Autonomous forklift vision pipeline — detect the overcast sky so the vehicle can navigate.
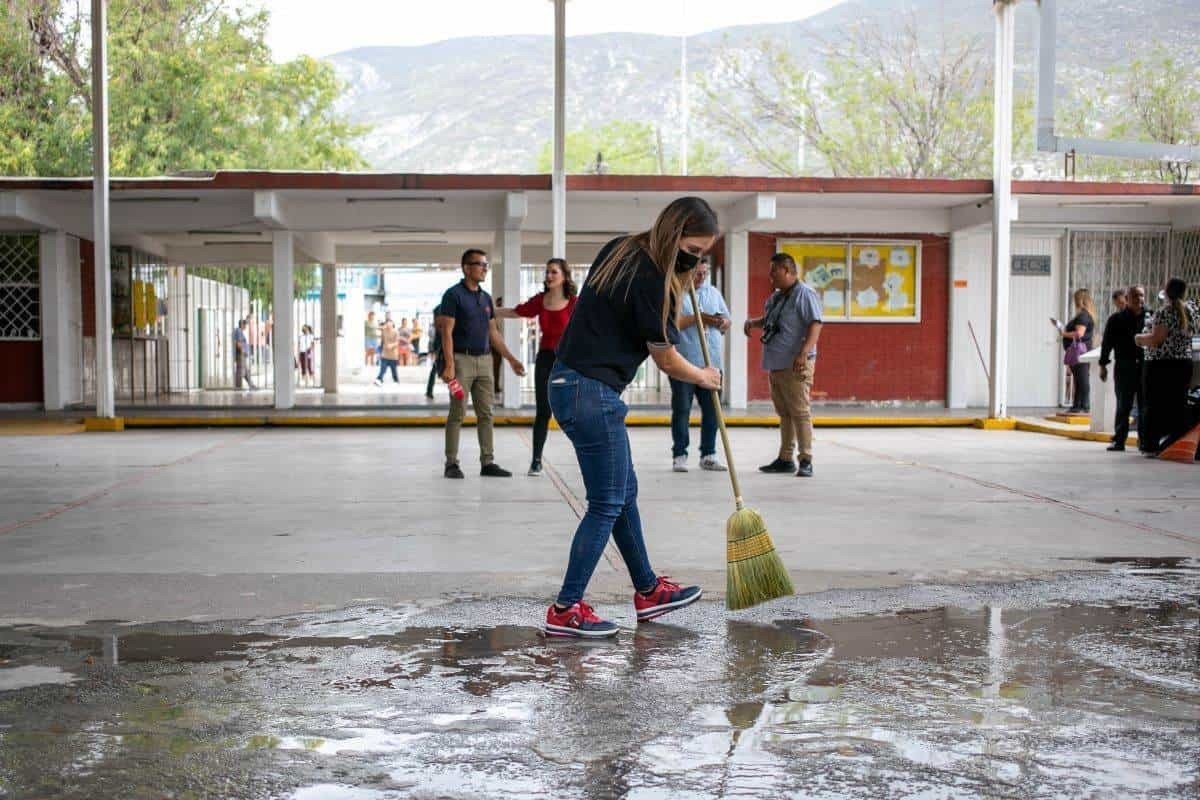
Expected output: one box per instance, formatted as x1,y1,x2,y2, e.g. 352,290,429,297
248,0,845,61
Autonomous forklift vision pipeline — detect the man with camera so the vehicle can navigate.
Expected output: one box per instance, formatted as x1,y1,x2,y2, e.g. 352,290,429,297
744,252,823,477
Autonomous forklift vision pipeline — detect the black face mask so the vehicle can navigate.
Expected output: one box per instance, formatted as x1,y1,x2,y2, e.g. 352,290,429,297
675,249,700,273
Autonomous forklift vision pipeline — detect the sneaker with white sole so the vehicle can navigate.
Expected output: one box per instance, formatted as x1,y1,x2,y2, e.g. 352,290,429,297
699,455,727,471
634,576,703,622
543,601,619,638
527,460,543,476
672,455,688,472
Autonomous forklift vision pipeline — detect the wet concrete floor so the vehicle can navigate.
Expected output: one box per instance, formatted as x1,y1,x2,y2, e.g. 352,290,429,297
0,561,1197,799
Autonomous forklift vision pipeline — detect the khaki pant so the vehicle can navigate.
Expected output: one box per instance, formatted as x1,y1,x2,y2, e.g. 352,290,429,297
445,353,495,466
769,362,814,461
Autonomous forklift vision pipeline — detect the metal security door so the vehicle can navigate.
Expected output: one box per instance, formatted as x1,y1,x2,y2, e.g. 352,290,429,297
1008,234,1063,407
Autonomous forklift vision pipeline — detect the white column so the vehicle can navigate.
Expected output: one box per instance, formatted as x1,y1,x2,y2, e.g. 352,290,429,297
499,228,523,410
320,263,338,394
551,0,566,259
39,232,72,410
91,0,114,418
726,231,750,410
988,1,1017,419
272,232,295,409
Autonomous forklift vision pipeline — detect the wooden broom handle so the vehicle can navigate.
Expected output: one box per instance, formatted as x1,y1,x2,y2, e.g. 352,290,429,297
687,283,744,511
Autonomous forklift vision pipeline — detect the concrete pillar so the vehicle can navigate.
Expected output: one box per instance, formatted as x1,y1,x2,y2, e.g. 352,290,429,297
272,232,295,409
551,0,566,259
90,0,114,419
39,231,81,410
726,231,750,410
498,228,523,409
320,263,338,394
988,1,1017,419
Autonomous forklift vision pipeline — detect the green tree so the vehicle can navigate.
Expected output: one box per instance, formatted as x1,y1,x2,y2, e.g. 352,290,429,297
698,19,1032,178
0,0,367,176
534,120,727,175
1059,48,1200,183
189,264,319,304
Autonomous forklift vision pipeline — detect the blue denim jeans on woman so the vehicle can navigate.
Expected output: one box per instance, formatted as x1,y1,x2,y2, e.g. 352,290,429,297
549,363,657,606
669,377,718,458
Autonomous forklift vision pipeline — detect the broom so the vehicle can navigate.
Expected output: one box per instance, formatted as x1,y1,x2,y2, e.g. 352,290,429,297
687,283,794,610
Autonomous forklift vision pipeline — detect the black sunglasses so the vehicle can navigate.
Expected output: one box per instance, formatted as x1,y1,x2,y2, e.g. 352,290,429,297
466,260,489,268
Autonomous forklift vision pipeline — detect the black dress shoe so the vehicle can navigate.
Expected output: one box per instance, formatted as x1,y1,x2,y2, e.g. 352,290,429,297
480,463,512,477
796,459,814,477
759,458,796,474
444,463,465,479
1106,443,1125,452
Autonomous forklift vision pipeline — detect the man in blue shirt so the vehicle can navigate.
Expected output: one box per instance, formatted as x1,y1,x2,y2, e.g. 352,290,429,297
670,256,730,472
436,248,526,479
233,318,257,390
744,252,824,477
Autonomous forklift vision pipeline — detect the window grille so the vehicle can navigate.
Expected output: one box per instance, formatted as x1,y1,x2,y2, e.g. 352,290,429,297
0,233,40,340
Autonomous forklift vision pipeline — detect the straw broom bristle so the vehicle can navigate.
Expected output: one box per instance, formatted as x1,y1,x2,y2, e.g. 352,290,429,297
726,506,793,610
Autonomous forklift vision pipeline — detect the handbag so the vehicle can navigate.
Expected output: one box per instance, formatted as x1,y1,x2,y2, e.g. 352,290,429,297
1063,339,1088,367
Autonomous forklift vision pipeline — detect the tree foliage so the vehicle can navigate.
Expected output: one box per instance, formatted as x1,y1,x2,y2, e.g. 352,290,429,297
534,119,726,175
698,19,1032,178
0,0,367,176
1059,48,1200,183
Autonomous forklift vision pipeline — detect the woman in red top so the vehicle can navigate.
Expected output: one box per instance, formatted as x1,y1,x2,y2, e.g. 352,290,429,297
497,258,578,476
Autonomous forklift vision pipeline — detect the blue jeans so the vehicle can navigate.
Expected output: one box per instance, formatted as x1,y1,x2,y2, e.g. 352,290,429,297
669,377,718,458
549,364,657,605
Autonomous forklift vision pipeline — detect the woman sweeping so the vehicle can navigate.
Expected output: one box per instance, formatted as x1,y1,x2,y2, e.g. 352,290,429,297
543,196,722,638
496,258,579,477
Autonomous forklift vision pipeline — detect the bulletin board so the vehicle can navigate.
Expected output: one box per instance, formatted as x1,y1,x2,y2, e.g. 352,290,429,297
778,239,921,323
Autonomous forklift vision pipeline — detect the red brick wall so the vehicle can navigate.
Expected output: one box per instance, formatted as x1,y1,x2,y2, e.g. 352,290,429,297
0,341,43,403
746,232,949,403
81,239,95,338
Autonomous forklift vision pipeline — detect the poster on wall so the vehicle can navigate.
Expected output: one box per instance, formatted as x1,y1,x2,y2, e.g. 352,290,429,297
780,241,847,316
849,243,918,319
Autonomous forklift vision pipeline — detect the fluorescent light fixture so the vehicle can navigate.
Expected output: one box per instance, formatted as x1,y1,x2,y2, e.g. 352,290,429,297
202,240,269,246
113,196,200,203
379,239,449,245
370,227,447,234
346,196,446,204
188,230,264,236
1057,201,1151,208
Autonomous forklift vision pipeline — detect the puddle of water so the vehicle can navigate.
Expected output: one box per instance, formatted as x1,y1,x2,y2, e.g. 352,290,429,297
0,664,78,690
0,571,1196,799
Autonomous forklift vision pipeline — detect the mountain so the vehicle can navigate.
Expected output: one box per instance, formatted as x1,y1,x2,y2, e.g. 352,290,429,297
325,0,1200,174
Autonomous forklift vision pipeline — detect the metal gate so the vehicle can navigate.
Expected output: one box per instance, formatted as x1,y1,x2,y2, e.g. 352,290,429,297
1170,229,1200,302
1068,230,1170,308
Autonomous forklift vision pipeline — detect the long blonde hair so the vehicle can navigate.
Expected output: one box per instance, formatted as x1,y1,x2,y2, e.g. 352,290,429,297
588,196,720,340
1073,288,1097,326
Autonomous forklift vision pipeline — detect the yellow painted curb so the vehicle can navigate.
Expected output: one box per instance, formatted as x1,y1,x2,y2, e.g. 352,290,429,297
1046,413,1091,426
118,414,983,429
84,416,125,432
974,418,1017,430
1014,420,1135,444
0,419,85,435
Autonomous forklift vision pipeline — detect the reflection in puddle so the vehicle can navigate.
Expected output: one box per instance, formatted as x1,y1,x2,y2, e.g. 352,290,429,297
0,576,1197,799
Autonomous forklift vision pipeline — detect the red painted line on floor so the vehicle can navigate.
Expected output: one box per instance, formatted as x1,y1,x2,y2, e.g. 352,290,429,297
0,430,260,537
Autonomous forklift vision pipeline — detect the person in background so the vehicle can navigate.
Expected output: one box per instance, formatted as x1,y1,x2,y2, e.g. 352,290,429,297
1099,286,1146,452
364,311,379,368
425,303,442,400
1136,277,1199,453
297,324,316,381
1110,288,1127,314
234,317,257,390
1058,289,1097,414
411,316,424,360
669,255,730,473
373,318,400,386
398,317,414,366
745,253,824,478
437,250,526,479
496,258,579,476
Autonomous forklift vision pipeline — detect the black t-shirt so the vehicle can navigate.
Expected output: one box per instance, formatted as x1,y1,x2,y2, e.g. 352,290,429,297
555,237,681,392
1063,309,1095,350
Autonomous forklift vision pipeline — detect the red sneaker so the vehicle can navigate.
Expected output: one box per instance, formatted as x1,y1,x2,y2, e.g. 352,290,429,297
543,601,619,638
634,576,703,623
